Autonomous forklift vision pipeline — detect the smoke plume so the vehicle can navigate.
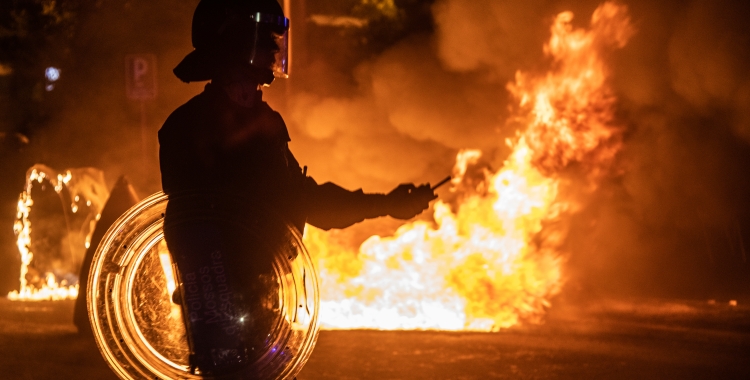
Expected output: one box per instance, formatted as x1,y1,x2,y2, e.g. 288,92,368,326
286,0,750,299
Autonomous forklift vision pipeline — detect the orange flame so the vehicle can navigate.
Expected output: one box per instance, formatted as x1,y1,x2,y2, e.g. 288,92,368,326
304,1,633,330
7,165,108,301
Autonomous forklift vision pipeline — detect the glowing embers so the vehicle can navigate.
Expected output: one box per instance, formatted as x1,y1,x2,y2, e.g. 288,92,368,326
305,1,633,331
7,165,109,301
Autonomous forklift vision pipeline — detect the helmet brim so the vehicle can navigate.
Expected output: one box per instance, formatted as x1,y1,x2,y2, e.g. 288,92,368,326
173,49,215,83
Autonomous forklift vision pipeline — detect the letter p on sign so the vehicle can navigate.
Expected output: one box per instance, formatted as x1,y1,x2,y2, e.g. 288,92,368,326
126,54,157,100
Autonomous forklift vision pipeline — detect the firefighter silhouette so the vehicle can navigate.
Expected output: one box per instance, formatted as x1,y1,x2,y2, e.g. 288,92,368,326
156,0,437,377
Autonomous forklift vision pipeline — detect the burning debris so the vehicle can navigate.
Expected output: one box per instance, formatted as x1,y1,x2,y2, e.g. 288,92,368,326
305,1,634,331
7,165,108,301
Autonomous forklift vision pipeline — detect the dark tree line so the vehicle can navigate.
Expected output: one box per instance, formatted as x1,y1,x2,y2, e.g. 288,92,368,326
0,0,91,140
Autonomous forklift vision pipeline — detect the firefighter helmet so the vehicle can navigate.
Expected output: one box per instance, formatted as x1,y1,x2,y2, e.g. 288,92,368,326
174,0,289,84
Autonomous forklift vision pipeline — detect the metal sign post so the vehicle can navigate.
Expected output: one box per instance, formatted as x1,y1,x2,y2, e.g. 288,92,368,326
125,54,158,167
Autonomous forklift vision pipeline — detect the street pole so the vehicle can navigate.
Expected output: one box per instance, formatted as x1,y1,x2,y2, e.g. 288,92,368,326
140,100,148,169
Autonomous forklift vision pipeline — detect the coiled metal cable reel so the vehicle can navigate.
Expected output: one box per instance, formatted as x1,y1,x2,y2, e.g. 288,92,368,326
87,192,320,379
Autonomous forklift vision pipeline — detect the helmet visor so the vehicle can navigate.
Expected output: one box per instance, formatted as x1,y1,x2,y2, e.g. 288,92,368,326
249,12,290,78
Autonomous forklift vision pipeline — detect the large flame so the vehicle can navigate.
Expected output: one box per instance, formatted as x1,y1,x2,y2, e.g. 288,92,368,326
304,2,633,331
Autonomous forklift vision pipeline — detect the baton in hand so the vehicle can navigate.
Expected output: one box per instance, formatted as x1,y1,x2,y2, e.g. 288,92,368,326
431,175,452,191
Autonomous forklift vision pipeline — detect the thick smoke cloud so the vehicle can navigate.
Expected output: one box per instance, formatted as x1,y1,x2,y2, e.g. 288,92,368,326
432,0,549,75
668,0,750,142
287,36,508,191
287,0,604,188
288,0,750,299
570,0,750,298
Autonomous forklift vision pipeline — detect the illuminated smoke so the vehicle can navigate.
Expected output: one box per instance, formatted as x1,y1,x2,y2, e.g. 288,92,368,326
302,2,633,330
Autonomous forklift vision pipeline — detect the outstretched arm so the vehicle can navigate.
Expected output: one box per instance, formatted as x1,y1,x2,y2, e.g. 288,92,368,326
305,181,436,230
285,145,436,230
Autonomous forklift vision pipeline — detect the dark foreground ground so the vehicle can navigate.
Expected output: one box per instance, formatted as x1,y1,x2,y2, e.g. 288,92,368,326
0,298,748,379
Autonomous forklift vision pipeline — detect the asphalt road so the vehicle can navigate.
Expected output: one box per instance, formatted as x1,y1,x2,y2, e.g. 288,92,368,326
0,298,748,379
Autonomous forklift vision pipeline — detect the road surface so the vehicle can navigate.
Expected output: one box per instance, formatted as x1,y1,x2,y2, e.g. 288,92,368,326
0,298,748,379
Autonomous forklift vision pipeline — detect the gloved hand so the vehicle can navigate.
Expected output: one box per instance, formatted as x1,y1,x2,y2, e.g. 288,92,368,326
385,183,437,220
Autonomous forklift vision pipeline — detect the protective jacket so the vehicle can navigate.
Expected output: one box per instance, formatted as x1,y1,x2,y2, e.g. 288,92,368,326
159,83,396,372
158,83,388,233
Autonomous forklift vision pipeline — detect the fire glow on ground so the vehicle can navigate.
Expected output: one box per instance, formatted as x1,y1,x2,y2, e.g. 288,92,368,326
0,298,748,379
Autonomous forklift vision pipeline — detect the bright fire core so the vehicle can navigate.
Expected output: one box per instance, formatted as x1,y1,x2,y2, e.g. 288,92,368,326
305,2,634,331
